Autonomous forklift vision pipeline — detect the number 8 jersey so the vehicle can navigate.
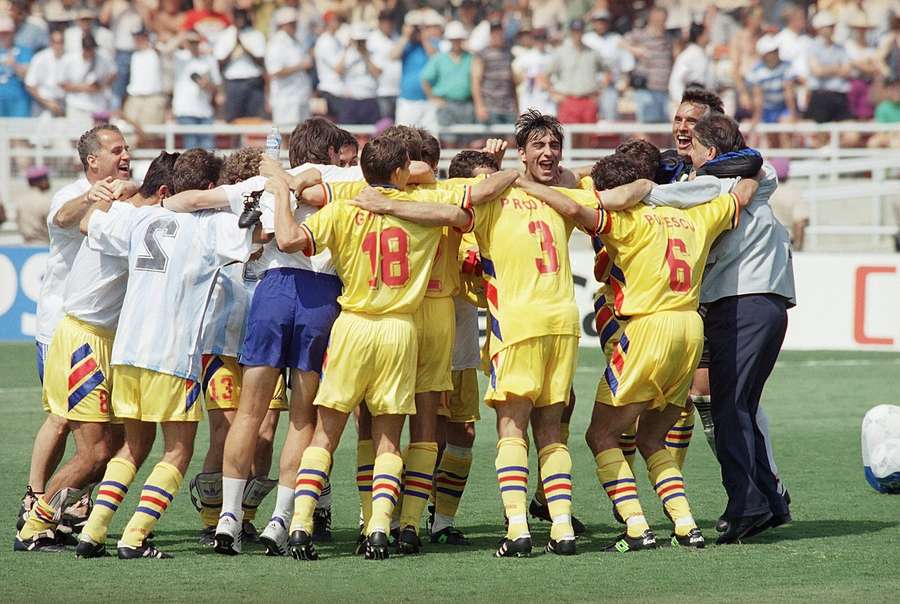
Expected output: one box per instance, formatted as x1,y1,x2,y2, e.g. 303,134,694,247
471,186,601,354
299,188,472,315
87,203,254,381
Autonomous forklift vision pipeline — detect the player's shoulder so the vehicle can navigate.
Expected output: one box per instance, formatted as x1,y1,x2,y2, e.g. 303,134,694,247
51,176,90,208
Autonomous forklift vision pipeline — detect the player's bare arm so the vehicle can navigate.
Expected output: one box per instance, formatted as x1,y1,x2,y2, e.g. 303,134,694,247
55,178,136,228
271,174,310,254
594,178,654,210
517,179,601,233
162,187,232,212
732,177,759,208
78,199,114,235
350,187,472,229
469,169,520,205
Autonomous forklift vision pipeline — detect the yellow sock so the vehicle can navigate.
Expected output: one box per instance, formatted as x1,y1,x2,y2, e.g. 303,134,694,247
19,495,58,539
356,439,374,529
367,452,403,535
538,443,574,541
433,445,472,527
83,457,136,545
399,442,439,533
665,409,695,469
619,423,638,471
289,447,331,534
647,449,696,536
120,462,183,548
496,437,529,540
200,506,220,528
596,448,648,538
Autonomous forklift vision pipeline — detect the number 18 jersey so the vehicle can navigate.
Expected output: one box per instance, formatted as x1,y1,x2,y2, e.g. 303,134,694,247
300,188,471,315
472,186,600,352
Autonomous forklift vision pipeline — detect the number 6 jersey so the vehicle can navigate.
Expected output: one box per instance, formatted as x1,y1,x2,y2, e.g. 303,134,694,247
87,203,254,381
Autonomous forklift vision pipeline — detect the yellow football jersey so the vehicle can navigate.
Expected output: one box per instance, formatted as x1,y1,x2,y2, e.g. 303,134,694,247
457,231,486,308
472,185,600,352
325,180,473,298
561,189,738,316
301,189,464,315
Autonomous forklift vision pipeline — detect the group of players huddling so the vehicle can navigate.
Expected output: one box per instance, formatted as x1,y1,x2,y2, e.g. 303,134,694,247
15,85,790,560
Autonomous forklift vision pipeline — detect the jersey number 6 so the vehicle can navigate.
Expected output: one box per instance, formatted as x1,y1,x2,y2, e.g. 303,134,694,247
362,227,410,288
665,238,692,292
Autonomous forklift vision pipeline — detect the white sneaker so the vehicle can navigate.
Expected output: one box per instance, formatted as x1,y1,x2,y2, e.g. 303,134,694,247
258,517,288,556
213,513,242,555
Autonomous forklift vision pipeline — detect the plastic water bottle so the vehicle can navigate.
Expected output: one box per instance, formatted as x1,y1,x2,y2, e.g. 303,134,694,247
265,126,281,159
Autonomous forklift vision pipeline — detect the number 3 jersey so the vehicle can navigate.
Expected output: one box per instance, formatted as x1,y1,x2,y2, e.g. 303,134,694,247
565,189,739,317
471,186,600,354
87,203,254,380
300,189,471,316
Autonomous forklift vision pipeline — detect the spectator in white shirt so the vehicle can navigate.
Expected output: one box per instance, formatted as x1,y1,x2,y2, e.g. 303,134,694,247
123,28,165,125
314,11,347,119
265,7,312,127
669,23,714,109
64,8,113,59
213,9,266,122
336,23,382,125
59,33,116,128
25,29,66,118
512,26,556,116
100,0,146,111
582,10,634,120
172,31,221,149
369,11,402,122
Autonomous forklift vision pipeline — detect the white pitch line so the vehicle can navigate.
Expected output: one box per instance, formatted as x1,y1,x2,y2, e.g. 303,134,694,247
0,386,41,394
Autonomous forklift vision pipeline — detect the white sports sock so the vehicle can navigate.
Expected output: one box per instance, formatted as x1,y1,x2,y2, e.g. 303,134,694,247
271,485,294,524
316,481,332,510
220,477,246,523
431,512,454,534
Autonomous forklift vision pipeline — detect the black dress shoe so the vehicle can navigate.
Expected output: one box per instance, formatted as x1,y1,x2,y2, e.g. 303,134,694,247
743,512,792,540
716,512,773,545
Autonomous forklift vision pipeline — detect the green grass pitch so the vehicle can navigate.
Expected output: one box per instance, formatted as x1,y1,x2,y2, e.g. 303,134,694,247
2,342,899,603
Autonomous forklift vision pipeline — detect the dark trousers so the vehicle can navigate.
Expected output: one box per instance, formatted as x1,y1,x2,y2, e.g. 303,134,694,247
224,76,266,122
705,293,790,519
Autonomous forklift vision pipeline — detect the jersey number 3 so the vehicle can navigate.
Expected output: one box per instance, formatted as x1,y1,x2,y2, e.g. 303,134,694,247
529,220,560,274
665,238,692,292
362,227,410,288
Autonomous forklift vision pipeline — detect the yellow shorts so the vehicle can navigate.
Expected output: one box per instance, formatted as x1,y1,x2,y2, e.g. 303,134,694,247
596,310,703,411
485,335,579,408
438,368,481,423
315,311,417,417
42,315,115,423
414,296,455,393
112,365,204,422
201,355,287,412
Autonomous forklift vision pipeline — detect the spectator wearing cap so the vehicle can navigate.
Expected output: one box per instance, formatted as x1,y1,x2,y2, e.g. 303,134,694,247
368,11,402,121
59,33,116,127
472,19,518,126
747,34,797,148
314,11,347,119
624,6,674,123
0,14,34,117
25,28,66,118
421,21,475,131
583,9,634,121
17,166,52,245
806,12,854,124
123,27,165,126
335,23,382,124
64,8,114,58
669,23,714,111
9,0,48,54
548,19,604,125
393,11,440,129
214,9,266,122
100,0,147,111
172,31,221,149
512,26,556,116
181,0,231,45
266,7,312,127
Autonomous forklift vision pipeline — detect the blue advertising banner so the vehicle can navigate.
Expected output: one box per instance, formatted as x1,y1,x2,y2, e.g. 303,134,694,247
0,247,48,341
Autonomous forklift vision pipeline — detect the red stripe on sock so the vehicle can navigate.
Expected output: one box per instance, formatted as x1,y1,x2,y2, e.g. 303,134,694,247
543,483,571,494
98,489,123,502
606,485,637,496
657,483,684,497
140,495,169,509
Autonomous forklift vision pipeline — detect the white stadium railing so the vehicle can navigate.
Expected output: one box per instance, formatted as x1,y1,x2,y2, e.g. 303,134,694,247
1,118,899,250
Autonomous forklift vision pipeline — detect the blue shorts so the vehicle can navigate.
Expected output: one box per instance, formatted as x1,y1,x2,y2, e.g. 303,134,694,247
240,268,342,372
762,105,790,124
36,341,49,384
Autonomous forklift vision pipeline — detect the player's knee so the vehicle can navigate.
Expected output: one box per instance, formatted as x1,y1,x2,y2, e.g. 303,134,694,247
635,434,665,459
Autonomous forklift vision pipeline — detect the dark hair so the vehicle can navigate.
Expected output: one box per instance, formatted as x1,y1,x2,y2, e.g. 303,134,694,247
680,87,725,115
337,127,359,150
220,147,262,185
288,117,343,167
172,148,223,193
139,151,179,198
448,150,499,178
76,124,123,171
591,154,641,190
416,128,441,169
381,125,423,161
688,22,705,44
614,139,660,180
360,135,409,185
515,109,563,150
693,112,746,156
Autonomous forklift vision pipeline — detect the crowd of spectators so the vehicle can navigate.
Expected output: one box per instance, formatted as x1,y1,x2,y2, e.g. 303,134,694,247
0,0,899,147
